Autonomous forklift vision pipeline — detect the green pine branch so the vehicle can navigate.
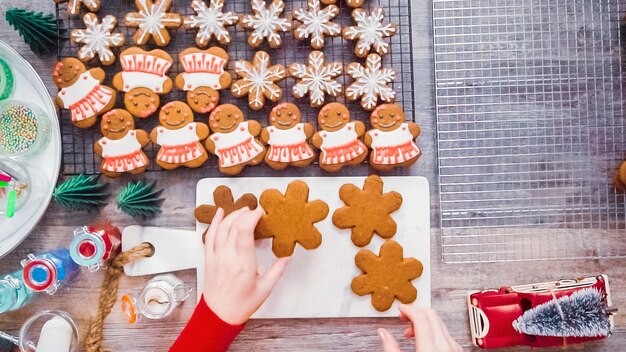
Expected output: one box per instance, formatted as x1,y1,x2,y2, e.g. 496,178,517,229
6,8,59,56
52,174,109,211
116,180,164,219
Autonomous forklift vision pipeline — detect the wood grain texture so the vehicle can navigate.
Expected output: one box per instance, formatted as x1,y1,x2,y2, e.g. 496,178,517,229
0,1,624,351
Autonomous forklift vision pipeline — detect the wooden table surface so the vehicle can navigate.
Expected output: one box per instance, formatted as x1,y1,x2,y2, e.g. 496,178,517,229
0,1,624,351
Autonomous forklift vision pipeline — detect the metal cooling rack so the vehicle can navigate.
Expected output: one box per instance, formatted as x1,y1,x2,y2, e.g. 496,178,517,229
434,0,626,263
55,0,415,176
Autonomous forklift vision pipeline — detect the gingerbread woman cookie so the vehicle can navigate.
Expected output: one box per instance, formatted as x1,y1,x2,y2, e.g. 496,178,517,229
365,104,420,170
231,51,286,110
241,0,292,48
71,13,125,66
94,109,150,178
175,47,231,114
293,0,341,50
290,51,342,108
255,180,329,258
54,0,100,16
342,7,397,58
113,48,174,118
346,53,396,111
53,58,116,129
261,103,316,170
311,103,368,172
184,0,239,46
332,175,403,246
125,0,182,46
150,101,210,170
352,240,423,312
205,104,266,175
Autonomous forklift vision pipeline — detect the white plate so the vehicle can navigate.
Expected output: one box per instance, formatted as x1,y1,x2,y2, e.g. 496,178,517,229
0,40,61,257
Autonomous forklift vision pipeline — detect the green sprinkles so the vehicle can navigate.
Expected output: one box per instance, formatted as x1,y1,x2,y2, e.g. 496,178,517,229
0,103,39,155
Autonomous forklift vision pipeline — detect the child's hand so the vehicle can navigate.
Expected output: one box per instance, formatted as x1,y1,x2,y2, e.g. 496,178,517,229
202,207,291,325
378,305,462,352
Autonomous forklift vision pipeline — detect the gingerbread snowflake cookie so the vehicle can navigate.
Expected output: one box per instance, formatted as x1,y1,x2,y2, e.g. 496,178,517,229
343,7,397,58
365,104,421,170
175,47,231,113
241,0,292,48
352,240,423,312
346,53,396,111
125,0,182,46
290,51,342,108
184,0,239,46
261,103,316,170
255,181,329,258
321,0,366,8
332,175,402,247
71,13,125,66
55,0,100,16
231,51,286,110
293,0,341,49
195,185,258,242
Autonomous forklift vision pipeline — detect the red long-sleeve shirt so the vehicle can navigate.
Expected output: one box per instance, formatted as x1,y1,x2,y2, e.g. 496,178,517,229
170,296,244,352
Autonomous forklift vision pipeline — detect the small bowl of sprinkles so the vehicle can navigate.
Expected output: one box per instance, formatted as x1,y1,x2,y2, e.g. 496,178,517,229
0,100,50,158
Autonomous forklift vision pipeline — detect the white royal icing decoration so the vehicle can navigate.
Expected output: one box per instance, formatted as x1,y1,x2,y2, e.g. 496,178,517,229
121,72,169,92
293,0,340,49
125,0,181,44
319,122,366,164
343,8,397,57
320,122,358,149
179,52,226,91
210,121,264,167
58,72,114,122
64,0,100,16
100,132,141,158
156,123,199,147
72,14,124,63
346,54,396,110
267,123,314,163
59,72,100,108
242,0,292,47
368,123,420,165
184,0,239,45
290,51,342,107
232,51,285,110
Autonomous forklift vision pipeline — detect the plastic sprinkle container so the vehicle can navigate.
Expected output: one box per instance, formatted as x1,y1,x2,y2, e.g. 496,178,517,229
0,58,14,101
0,100,50,157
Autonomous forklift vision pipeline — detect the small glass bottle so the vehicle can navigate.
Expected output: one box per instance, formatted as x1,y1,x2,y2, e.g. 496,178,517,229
121,274,192,325
21,248,80,294
69,224,122,271
0,270,34,313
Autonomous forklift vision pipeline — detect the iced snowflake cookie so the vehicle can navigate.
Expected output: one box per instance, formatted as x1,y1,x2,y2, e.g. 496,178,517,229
261,103,316,170
54,0,100,16
94,109,150,178
241,0,292,48
289,51,342,108
293,0,341,50
352,240,423,312
346,53,396,111
175,47,231,114
332,175,402,246
255,180,329,258
184,0,239,46
71,14,124,66
365,103,420,170
125,0,182,46
205,104,266,175
311,103,367,172
150,101,210,170
231,51,286,110
53,58,116,129
113,48,174,118
342,7,397,58
321,0,365,8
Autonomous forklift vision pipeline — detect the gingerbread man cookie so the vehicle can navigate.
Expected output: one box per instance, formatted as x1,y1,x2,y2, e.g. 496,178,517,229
346,53,396,111
231,51,286,110
241,0,292,48
261,103,316,170
205,104,266,175
290,50,342,108
332,175,402,246
184,0,239,46
150,101,210,170
125,0,182,46
255,181,329,258
71,13,125,66
342,7,397,58
113,48,174,118
293,0,341,50
175,47,231,114
352,240,423,312
311,103,368,172
54,0,100,16
53,58,116,129
94,109,150,178
365,104,420,170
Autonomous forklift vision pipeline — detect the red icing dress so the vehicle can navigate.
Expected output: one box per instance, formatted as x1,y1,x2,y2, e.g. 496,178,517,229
209,121,264,167
266,123,314,163
155,123,206,164
367,123,420,165
58,72,114,123
319,122,367,165
99,131,148,173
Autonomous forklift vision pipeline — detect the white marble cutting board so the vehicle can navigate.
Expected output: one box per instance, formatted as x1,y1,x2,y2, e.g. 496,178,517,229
196,176,431,318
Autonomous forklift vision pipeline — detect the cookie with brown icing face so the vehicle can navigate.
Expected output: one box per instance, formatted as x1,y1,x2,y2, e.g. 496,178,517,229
364,103,421,171
260,103,316,170
94,109,150,178
53,58,116,128
311,102,367,172
149,101,210,170
205,104,266,175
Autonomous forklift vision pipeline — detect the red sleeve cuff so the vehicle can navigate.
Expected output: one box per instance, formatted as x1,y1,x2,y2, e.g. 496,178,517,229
169,295,245,352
